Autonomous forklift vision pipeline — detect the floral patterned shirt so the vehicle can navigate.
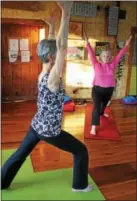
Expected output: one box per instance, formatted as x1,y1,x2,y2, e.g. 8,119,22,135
31,73,65,137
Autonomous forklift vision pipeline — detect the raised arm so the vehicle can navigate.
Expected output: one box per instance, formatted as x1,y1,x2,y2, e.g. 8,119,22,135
47,1,73,93
112,35,132,66
42,11,56,40
47,18,55,40
84,29,98,66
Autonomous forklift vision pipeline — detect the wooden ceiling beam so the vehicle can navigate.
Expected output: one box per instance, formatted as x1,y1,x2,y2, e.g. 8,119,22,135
1,18,46,27
1,1,41,12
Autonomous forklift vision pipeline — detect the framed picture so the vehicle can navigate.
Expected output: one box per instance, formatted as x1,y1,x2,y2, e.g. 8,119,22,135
67,46,84,60
95,42,109,56
68,22,83,40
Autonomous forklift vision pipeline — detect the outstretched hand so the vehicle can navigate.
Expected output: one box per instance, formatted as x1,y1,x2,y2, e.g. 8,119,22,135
125,35,132,46
83,28,89,43
57,1,73,11
57,1,73,18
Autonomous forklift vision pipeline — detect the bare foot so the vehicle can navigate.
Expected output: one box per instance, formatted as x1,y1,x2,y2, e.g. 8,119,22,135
90,126,96,135
103,113,109,118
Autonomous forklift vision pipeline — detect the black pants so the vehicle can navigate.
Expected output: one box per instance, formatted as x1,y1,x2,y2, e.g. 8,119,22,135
92,86,114,125
1,127,88,190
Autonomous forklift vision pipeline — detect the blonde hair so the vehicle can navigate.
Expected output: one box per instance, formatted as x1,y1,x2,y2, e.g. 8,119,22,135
99,44,112,63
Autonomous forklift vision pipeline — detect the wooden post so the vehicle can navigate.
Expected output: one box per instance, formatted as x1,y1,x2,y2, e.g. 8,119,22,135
125,27,137,96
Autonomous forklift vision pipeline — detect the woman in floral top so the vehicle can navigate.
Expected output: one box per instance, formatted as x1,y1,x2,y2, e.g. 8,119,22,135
1,2,92,193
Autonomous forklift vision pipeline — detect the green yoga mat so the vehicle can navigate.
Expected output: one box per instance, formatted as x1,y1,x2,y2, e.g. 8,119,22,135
2,149,105,200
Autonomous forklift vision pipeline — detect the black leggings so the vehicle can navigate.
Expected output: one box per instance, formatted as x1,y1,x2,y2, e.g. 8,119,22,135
92,85,114,125
1,127,89,190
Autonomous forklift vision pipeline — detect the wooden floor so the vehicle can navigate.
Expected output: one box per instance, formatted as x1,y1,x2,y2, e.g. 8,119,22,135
1,100,136,200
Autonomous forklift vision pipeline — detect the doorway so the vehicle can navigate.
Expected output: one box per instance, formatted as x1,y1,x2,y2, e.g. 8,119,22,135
1,19,46,102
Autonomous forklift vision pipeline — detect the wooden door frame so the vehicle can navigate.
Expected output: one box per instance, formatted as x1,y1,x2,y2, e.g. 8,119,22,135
1,18,47,101
125,27,137,96
1,18,46,26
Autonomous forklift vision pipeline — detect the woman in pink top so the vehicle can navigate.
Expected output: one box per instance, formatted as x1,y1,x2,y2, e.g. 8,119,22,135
84,30,132,135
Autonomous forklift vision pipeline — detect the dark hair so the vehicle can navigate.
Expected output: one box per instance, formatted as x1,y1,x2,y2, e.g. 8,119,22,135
37,39,57,63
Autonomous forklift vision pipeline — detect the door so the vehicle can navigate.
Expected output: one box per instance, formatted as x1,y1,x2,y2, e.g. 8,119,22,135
1,22,44,101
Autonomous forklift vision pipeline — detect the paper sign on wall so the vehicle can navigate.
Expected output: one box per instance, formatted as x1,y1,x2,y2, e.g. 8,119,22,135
21,50,30,62
20,39,29,50
9,50,18,62
9,39,18,51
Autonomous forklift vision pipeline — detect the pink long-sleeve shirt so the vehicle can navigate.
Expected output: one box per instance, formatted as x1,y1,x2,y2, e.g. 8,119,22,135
86,43,128,87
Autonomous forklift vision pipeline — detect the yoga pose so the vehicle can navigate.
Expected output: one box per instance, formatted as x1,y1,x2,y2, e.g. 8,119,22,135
1,2,92,192
84,29,132,135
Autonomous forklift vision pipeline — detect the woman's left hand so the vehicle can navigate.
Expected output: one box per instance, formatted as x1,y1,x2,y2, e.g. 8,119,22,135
125,35,133,46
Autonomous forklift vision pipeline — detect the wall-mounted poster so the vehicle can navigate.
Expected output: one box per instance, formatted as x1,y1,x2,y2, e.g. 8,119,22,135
8,38,30,63
67,47,84,60
95,42,110,56
21,50,30,62
69,22,83,40
8,50,18,62
20,39,29,50
9,39,18,51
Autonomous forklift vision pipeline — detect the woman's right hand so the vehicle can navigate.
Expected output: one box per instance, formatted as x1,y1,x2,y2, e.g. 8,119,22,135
57,1,73,11
83,28,89,43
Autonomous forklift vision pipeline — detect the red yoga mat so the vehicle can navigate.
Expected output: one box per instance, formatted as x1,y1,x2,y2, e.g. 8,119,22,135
84,104,121,141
